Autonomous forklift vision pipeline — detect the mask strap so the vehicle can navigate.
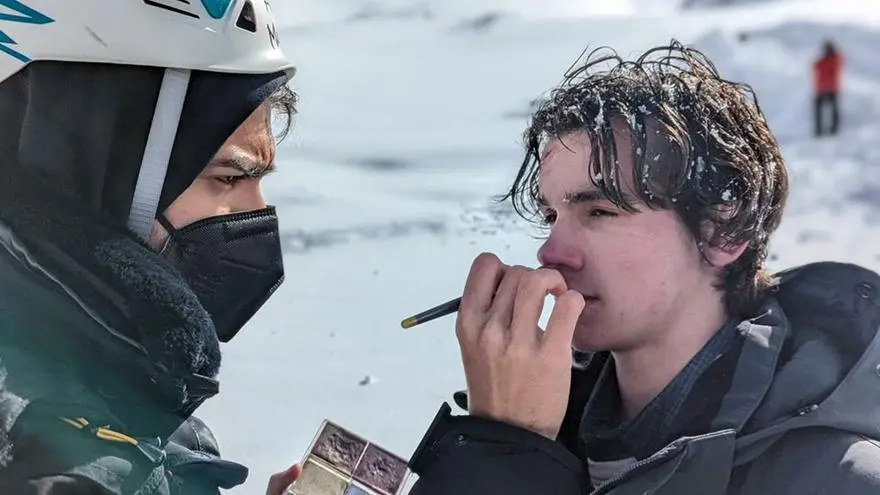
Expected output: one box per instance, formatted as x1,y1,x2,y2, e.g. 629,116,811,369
156,214,177,235
155,214,179,255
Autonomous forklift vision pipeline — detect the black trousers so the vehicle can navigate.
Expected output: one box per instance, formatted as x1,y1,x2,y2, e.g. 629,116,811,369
814,92,839,137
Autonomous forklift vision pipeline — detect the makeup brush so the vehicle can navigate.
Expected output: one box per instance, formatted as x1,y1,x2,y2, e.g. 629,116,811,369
400,297,461,329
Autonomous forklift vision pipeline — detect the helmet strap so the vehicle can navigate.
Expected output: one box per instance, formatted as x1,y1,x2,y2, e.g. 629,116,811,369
127,68,191,241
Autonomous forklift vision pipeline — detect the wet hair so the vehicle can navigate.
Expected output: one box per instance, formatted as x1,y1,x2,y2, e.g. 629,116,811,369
267,83,298,142
503,40,789,317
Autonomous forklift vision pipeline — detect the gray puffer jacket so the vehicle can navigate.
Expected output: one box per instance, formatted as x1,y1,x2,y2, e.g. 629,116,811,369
407,261,880,494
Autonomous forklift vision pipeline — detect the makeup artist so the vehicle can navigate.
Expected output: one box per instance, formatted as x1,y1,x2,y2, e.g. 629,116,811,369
0,2,306,494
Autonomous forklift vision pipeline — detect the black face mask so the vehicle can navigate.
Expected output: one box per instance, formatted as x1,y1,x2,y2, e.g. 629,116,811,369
158,207,284,342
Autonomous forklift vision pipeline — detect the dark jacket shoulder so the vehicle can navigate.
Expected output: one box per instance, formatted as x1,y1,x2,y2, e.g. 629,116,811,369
735,427,880,495
0,414,246,495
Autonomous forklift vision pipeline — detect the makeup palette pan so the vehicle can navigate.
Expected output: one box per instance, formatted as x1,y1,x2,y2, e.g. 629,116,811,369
287,420,414,495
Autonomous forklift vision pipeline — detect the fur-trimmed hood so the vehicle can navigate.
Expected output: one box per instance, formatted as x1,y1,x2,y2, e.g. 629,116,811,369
0,171,223,464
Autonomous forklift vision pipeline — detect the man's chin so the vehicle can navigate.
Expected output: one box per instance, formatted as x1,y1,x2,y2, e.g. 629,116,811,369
577,295,600,319
572,314,605,352
574,303,645,354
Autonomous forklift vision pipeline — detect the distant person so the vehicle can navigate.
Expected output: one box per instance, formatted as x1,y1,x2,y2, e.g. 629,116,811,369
406,41,880,494
813,40,844,137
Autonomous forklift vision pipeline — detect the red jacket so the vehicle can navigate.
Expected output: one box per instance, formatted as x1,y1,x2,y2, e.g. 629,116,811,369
814,52,843,93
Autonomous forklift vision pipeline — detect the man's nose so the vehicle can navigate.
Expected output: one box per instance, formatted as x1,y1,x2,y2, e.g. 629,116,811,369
230,183,267,213
537,230,583,271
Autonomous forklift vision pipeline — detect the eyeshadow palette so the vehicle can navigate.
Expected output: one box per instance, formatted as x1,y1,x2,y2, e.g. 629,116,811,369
287,420,414,495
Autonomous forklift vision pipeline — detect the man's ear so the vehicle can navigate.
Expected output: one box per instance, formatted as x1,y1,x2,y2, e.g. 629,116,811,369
699,208,748,268
702,238,749,268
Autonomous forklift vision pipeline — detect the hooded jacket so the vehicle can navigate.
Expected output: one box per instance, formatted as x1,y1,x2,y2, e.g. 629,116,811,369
406,262,880,494
0,61,289,493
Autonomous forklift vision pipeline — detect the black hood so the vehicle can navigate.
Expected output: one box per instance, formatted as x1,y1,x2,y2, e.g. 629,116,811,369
0,60,289,224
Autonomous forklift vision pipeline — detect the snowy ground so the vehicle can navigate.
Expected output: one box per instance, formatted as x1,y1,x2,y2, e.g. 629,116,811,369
196,0,880,491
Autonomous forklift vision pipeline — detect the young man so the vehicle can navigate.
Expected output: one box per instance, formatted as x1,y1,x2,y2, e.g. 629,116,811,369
0,2,301,493
407,42,880,494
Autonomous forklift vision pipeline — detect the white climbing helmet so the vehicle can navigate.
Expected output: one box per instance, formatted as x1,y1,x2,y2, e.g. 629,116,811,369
0,0,293,82
0,0,296,240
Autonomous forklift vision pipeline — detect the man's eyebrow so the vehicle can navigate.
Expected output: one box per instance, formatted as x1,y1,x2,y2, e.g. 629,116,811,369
564,189,608,204
209,154,274,176
537,189,636,207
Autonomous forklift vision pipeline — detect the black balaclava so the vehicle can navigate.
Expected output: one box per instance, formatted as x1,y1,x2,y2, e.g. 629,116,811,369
5,60,289,222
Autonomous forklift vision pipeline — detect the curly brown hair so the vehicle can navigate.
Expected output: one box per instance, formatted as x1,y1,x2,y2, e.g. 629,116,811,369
502,40,789,317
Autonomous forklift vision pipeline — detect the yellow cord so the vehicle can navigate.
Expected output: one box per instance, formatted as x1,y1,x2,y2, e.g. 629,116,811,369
60,417,139,446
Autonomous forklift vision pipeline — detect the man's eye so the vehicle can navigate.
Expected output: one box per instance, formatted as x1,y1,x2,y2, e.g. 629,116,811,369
215,175,245,186
589,208,617,218
539,210,557,225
